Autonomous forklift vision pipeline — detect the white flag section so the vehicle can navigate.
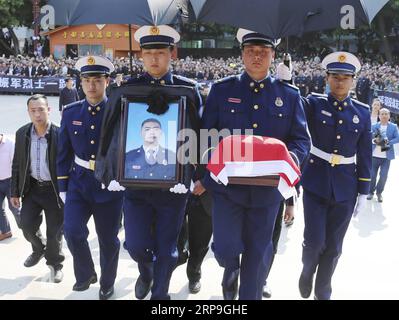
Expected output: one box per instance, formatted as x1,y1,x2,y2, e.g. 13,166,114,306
207,135,301,199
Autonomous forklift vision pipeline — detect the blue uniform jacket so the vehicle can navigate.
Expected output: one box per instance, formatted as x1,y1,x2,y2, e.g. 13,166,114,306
301,93,372,201
201,72,311,207
371,121,399,160
57,98,123,202
124,146,176,180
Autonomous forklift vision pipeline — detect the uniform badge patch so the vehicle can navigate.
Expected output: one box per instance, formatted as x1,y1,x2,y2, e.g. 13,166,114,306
87,56,95,65
150,26,160,35
228,98,241,104
321,110,332,117
132,165,141,170
72,121,82,126
353,115,360,124
338,54,347,63
275,97,283,107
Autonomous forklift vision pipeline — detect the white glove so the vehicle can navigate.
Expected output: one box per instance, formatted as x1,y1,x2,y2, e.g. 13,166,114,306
353,194,367,217
59,192,66,204
169,183,189,194
102,180,126,192
276,63,292,81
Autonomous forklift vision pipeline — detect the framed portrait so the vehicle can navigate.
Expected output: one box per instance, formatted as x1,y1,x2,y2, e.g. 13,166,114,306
117,94,186,188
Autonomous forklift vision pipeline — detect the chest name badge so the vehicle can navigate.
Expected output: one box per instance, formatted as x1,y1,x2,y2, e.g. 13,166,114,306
353,115,360,124
275,97,283,107
132,165,141,170
228,98,241,104
321,110,332,117
72,121,82,126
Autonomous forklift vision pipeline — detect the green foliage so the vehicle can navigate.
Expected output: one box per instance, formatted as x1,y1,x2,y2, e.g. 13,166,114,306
0,0,25,27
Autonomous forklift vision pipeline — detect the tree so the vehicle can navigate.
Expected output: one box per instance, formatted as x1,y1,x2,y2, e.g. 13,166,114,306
0,0,46,56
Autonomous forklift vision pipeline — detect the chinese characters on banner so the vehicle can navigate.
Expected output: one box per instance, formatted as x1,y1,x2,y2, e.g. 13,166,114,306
0,75,71,94
377,90,399,114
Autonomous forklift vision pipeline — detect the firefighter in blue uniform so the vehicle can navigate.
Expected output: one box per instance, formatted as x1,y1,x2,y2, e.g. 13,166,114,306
56,56,124,300
199,28,310,300
123,25,201,300
298,52,372,300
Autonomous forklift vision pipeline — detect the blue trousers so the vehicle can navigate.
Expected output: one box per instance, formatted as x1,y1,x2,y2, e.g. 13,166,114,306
63,190,123,290
302,190,356,300
123,189,188,300
369,157,391,195
211,191,280,300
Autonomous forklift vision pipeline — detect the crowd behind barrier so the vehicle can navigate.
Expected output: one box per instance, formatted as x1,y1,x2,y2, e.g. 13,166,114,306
0,54,398,110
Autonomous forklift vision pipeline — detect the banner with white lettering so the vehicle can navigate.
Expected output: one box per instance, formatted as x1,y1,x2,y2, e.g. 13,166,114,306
377,90,399,114
0,75,68,94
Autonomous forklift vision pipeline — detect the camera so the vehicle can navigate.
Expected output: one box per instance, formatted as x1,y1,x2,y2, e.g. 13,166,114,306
374,128,390,152
283,53,291,69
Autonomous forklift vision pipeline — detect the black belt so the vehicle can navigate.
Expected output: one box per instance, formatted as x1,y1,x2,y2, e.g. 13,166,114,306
31,177,53,187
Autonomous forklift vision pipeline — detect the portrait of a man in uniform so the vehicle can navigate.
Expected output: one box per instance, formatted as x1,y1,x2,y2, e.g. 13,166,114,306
124,116,177,181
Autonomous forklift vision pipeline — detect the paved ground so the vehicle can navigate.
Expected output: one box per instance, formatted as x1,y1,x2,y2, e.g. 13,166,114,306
1,94,399,300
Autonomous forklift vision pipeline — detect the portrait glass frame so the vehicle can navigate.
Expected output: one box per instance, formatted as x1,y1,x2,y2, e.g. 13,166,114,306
117,95,186,188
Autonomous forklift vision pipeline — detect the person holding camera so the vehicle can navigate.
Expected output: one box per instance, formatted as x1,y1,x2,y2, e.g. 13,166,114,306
368,108,399,202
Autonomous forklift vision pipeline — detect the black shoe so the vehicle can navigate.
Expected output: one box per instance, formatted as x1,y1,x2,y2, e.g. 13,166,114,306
24,252,44,267
48,266,64,283
222,278,238,300
189,280,201,294
99,286,114,300
54,270,64,283
367,193,373,200
377,194,383,202
262,284,272,298
135,275,152,300
299,273,313,299
72,273,97,291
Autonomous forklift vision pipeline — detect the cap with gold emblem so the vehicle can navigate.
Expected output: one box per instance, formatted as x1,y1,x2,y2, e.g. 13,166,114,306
236,28,281,49
75,55,115,76
134,25,180,49
321,51,361,75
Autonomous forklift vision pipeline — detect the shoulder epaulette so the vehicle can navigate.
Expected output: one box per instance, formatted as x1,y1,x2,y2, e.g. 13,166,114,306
213,75,238,85
63,99,84,111
309,92,328,98
278,80,300,91
352,99,370,109
173,74,197,85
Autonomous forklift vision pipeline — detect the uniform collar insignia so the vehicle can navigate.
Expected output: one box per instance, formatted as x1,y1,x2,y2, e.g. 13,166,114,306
145,72,172,84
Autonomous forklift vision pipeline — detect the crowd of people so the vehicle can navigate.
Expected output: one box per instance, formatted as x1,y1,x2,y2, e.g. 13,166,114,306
1,52,398,95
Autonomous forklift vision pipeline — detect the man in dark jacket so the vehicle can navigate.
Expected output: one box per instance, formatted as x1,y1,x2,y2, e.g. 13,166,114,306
10,94,64,283
59,77,79,112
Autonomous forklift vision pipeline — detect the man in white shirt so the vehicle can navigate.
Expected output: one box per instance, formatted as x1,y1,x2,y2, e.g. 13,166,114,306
0,134,20,241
